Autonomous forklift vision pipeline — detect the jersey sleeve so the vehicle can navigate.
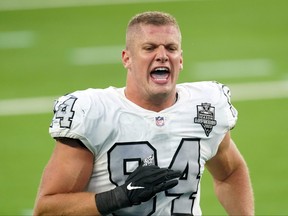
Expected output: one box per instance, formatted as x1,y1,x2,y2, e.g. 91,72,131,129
214,81,238,130
49,90,98,155
199,81,238,160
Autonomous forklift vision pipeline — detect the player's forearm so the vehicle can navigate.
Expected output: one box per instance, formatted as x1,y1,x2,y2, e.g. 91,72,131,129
33,192,100,216
214,163,254,215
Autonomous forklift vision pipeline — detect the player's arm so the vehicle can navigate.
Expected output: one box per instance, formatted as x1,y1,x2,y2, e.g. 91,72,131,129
33,139,100,216
205,131,254,215
34,138,181,216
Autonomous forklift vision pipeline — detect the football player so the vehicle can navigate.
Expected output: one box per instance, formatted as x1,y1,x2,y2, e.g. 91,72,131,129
34,11,254,215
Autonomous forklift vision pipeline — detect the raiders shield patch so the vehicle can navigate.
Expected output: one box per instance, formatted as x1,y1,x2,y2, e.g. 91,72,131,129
194,103,217,137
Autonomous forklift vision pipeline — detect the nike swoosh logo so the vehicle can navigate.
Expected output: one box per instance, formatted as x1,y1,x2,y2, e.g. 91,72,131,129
127,182,145,190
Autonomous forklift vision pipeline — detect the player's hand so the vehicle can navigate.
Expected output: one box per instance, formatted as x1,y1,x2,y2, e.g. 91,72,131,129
121,164,181,205
96,164,181,215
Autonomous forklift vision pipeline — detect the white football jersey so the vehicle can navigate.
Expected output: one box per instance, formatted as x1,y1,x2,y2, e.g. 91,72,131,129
49,81,238,216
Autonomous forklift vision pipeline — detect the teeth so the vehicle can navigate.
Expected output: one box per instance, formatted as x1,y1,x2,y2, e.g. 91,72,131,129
151,67,169,81
154,67,168,71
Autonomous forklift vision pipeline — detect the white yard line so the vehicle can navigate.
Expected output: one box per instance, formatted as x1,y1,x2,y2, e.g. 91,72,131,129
0,81,287,116
70,45,124,65
0,0,192,11
0,31,35,49
191,59,274,79
229,80,288,101
0,96,56,116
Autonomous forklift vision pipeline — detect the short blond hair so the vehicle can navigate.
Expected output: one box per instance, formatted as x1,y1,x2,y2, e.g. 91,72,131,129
126,11,181,48
127,11,180,28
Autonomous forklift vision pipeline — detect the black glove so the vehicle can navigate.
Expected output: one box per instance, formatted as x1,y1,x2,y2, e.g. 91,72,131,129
96,165,181,215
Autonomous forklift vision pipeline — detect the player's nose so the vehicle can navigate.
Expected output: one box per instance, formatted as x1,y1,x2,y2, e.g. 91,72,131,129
155,45,168,63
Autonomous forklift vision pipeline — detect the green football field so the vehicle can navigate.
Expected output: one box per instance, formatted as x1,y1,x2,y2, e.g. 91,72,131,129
0,0,288,215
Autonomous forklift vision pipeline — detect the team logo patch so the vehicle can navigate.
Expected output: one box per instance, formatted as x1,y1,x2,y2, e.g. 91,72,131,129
194,103,217,137
155,116,165,127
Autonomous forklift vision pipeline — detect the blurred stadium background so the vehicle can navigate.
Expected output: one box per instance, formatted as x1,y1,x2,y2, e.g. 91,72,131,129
0,0,287,215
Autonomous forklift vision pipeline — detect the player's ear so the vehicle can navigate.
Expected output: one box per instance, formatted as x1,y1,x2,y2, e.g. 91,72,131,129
179,50,183,71
122,49,131,69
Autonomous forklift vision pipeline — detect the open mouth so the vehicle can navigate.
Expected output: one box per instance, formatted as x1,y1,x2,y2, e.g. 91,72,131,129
150,67,170,83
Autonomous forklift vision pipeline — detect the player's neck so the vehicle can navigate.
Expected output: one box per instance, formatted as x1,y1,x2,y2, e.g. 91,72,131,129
124,89,178,112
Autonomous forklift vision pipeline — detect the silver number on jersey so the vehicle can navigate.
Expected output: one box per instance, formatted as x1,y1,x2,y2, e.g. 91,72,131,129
108,142,157,215
221,84,237,118
53,96,77,128
166,138,201,215
107,139,201,215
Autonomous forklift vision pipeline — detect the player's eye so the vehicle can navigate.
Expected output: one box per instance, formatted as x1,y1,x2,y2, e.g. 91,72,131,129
166,45,178,52
143,45,155,51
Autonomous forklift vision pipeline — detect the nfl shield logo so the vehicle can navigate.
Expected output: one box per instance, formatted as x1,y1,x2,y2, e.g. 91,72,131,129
155,116,165,127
